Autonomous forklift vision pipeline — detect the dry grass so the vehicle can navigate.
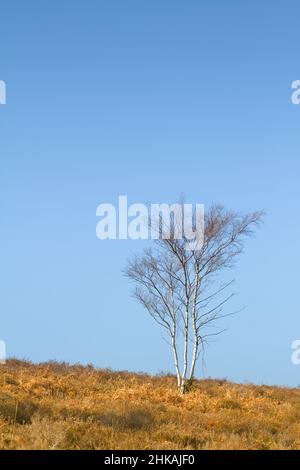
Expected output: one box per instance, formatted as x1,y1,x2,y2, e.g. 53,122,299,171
0,359,299,450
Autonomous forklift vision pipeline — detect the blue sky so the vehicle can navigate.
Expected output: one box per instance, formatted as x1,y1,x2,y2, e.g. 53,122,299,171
0,0,299,386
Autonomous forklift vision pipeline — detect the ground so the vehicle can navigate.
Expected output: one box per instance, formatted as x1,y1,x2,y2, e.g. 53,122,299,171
0,359,299,450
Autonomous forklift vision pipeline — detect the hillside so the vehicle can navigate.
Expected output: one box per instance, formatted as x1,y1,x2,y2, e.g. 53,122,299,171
0,359,299,450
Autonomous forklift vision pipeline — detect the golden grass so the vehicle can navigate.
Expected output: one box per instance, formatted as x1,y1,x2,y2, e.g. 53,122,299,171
0,359,299,450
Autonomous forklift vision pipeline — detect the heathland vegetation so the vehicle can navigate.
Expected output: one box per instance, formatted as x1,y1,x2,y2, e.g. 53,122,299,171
0,359,299,450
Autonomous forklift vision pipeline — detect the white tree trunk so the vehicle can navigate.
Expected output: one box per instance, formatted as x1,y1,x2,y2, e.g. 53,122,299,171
171,331,182,389
181,301,189,393
189,269,200,380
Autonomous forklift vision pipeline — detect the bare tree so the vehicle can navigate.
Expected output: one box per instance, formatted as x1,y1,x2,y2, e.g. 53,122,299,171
125,203,264,393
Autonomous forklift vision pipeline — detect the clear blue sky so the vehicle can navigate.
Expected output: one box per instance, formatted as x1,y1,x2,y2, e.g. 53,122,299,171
1,0,299,386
